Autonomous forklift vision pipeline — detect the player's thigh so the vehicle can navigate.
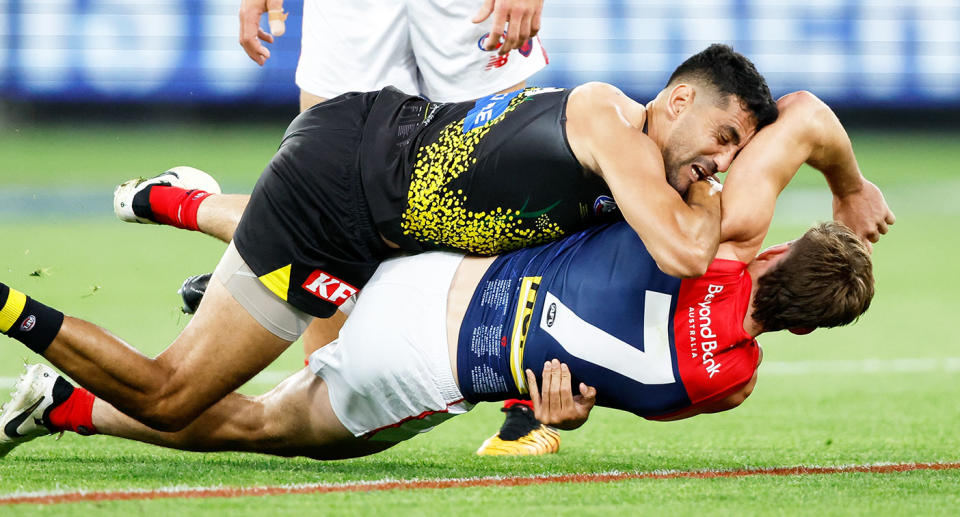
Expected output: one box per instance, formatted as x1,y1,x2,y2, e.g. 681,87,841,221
296,0,419,99
299,90,328,112
155,274,293,418
408,0,548,102
255,368,397,459
302,312,344,356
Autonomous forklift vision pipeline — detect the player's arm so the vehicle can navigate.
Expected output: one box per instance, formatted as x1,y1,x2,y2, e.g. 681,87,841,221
652,370,758,421
652,347,762,422
568,83,721,278
718,91,895,262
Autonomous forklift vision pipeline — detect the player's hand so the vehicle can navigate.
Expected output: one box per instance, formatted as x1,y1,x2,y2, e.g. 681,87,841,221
525,359,597,430
832,178,895,253
472,0,544,55
238,0,287,66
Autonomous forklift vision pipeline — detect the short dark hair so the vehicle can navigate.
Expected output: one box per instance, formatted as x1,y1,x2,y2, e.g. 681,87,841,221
752,222,874,332
667,44,778,131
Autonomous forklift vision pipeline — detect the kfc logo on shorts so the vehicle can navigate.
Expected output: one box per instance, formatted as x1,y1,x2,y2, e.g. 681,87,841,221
19,315,36,332
302,270,358,306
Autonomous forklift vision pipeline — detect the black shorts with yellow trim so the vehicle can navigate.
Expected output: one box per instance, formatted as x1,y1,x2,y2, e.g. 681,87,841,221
232,91,394,318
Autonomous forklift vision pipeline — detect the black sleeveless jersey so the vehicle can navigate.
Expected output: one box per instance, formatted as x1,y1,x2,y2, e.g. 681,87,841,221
360,86,617,255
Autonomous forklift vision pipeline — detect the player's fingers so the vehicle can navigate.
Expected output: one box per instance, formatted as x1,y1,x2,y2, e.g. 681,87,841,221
472,0,496,23
266,0,287,37
548,360,562,415
525,369,542,415
886,210,896,225
257,27,274,44
559,363,574,409
579,383,597,408
486,6,508,51
878,220,889,235
516,12,533,50
501,10,522,55
531,0,543,34
238,4,265,63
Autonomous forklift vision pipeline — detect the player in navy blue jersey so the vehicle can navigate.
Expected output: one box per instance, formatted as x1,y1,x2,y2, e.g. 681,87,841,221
2,89,886,458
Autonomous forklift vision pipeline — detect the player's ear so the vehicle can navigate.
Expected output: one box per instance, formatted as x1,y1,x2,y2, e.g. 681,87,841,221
667,84,695,119
756,242,790,262
789,327,815,335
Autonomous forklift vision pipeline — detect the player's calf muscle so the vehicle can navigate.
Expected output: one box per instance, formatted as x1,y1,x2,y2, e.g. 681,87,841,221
44,318,184,429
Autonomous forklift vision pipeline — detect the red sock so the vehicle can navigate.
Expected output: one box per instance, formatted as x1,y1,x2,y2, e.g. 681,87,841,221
47,387,98,435
147,186,213,231
503,398,534,410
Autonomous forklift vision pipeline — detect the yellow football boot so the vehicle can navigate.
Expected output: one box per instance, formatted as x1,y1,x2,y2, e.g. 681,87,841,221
476,403,560,456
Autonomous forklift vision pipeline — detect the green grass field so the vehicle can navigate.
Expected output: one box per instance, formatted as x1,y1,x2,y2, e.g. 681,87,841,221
0,124,958,514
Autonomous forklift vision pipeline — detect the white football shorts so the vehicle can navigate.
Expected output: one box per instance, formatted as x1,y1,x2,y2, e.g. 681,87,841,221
308,251,474,442
295,0,549,102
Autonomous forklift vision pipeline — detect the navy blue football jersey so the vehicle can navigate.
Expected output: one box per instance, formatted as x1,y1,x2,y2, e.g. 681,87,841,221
456,222,760,419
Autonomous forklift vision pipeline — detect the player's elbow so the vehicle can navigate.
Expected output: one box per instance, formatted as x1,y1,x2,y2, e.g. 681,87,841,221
655,248,710,278
778,91,834,130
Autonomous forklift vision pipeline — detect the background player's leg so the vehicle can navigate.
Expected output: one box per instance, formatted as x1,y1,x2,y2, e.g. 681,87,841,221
299,90,328,112
302,314,344,357
92,368,394,460
498,81,528,94
41,277,291,431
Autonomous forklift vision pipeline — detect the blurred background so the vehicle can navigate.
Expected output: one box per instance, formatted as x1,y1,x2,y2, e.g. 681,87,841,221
3,1,960,116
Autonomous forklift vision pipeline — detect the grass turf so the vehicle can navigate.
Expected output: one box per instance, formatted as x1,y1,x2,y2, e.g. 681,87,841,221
0,125,958,513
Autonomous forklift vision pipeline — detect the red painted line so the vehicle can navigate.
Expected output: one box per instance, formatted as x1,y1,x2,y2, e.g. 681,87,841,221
1,461,958,506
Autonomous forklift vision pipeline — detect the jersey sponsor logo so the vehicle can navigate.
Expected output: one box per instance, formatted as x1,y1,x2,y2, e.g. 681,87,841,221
463,90,524,132
509,276,541,393
545,303,557,327
593,195,619,216
685,284,724,378
301,270,358,306
19,315,36,332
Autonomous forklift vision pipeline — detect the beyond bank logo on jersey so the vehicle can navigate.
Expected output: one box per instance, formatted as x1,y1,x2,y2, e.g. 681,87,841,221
302,270,357,306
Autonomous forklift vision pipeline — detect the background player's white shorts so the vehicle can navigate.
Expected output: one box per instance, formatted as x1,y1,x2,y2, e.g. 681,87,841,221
296,0,548,102
308,251,473,442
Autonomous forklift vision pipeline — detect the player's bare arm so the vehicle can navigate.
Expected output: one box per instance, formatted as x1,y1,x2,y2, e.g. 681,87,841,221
566,82,722,277
718,90,895,262
652,350,762,422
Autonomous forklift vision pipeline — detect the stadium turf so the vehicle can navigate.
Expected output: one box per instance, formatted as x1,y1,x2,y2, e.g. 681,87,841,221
0,124,958,514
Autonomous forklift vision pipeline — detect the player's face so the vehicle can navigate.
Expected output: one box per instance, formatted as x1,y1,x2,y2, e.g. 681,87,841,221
661,95,758,194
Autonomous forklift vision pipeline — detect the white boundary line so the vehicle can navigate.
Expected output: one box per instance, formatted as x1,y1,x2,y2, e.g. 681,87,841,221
0,461,957,506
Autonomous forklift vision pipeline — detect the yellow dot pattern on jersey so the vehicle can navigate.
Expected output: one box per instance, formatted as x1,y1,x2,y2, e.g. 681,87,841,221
401,90,565,255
